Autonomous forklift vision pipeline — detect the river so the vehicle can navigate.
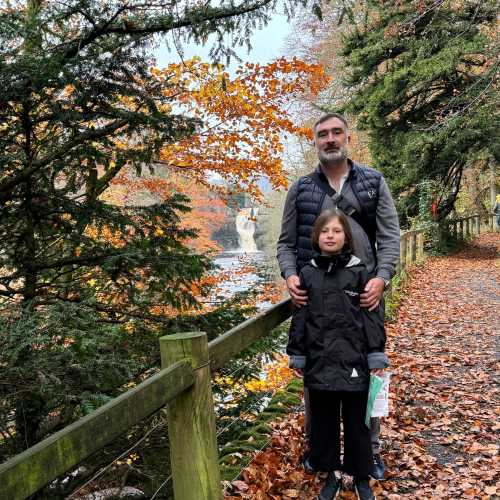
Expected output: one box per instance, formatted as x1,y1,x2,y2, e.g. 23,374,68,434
211,207,284,309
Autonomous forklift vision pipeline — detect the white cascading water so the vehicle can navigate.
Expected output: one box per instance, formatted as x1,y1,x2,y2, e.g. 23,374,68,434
235,207,259,252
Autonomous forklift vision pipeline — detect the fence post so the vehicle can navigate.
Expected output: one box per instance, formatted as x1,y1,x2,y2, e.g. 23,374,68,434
416,231,424,261
407,232,413,264
160,332,221,500
412,232,418,263
476,215,481,235
400,234,407,272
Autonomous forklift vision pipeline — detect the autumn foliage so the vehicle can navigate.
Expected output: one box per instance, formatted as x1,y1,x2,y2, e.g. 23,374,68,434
118,57,329,200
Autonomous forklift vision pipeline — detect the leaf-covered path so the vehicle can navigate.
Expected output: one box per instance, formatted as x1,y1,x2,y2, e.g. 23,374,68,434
226,233,500,499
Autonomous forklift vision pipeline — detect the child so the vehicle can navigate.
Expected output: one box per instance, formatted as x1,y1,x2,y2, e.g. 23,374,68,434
287,209,388,500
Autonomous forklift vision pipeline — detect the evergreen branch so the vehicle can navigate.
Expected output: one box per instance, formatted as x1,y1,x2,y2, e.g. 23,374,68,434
423,68,498,131
0,119,128,200
57,0,274,60
32,250,125,272
47,294,174,325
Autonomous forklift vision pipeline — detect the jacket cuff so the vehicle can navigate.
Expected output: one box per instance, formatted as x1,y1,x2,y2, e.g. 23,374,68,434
368,352,389,370
289,355,306,369
283,268,298,280
375,267,393,283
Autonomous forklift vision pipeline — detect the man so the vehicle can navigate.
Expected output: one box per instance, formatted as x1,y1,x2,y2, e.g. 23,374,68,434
277,113,400,482
493,194,500,230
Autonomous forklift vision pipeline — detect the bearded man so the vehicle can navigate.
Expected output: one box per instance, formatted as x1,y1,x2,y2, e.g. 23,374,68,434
277,113,400,481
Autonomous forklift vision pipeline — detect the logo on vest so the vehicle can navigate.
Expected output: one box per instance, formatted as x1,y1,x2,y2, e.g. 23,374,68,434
367,189,377,199
351,368,359,378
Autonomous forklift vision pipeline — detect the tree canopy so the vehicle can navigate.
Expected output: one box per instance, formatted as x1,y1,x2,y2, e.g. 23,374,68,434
0,0,324,313
341,0,499,223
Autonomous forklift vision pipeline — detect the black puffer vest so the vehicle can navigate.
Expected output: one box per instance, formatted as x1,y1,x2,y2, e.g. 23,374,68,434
296,161,382,271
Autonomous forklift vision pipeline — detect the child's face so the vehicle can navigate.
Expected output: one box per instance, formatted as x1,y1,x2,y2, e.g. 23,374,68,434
318,217,346,255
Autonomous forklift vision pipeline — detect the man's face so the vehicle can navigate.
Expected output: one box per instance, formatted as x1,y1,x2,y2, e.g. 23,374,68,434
314,117,350,164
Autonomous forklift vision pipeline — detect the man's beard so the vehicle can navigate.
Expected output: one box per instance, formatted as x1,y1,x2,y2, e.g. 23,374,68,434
318,145,348,164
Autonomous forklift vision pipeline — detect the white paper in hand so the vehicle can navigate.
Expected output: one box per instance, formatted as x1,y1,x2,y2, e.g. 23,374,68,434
371,372,390,417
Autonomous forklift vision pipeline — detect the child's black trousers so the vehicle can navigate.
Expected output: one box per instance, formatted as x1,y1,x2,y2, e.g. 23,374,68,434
308,389,373,478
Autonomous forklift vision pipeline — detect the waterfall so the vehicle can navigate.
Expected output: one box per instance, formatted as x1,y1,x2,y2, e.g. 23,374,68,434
235,207,259,253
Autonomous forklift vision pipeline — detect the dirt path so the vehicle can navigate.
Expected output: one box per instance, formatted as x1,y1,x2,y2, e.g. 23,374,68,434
226,233,500,499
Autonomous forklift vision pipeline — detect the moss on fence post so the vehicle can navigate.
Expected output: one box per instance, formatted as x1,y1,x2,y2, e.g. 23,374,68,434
160,332,221,500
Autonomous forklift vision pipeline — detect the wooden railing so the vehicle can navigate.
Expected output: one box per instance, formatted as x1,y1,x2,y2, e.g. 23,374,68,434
399,213,489,273
398,228,425,273
447,213,496,240
0,301,293,500
0,215,490,499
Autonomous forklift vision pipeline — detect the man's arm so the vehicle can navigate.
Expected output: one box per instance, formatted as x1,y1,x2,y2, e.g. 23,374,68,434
276,182,308,306
276,182,299,280
375,177,400,283
360,177,400,311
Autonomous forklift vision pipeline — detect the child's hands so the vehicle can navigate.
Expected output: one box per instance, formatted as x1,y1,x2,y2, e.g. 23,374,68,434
293,368,304,378
371,368,385,377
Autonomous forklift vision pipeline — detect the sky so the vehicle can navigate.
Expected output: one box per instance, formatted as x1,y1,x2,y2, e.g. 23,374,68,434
154,13,291,70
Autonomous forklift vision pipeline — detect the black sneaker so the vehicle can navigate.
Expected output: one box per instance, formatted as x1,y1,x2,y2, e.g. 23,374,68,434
371,453,385,480
354,477,375,500
317,471,342,500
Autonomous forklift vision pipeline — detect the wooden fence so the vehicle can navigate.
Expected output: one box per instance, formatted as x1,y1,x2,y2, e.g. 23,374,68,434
0,215,487,499
447,213,497,240
0,303,294,500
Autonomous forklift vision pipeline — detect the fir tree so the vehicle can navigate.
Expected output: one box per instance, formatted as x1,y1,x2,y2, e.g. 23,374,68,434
0,0,294,312
0,0,298,451
341,0,499,223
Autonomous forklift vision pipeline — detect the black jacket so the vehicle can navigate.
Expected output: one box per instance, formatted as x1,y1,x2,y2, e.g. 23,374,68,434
286,253,388,392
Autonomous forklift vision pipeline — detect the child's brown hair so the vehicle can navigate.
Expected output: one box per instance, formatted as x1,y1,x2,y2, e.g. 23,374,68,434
311,209,356,254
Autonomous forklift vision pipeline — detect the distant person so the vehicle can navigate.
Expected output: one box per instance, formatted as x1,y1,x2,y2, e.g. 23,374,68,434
493,195,500,230
287,209,388,500
277,113,400,480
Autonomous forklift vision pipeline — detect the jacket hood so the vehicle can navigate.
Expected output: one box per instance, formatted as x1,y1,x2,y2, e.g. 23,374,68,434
311,251,361,272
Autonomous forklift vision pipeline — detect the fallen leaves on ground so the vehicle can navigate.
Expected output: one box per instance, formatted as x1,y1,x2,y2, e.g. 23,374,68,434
225,233,500,499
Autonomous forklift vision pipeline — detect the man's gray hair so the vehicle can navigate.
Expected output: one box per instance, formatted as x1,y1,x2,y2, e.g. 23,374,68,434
313,113,349,133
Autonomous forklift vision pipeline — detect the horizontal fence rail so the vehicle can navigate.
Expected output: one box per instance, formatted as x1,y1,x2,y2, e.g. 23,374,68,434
0,361,195,500
208,298,294,371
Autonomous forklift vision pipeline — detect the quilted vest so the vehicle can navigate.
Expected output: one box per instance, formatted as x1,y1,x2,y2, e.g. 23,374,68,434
296,162,382,271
